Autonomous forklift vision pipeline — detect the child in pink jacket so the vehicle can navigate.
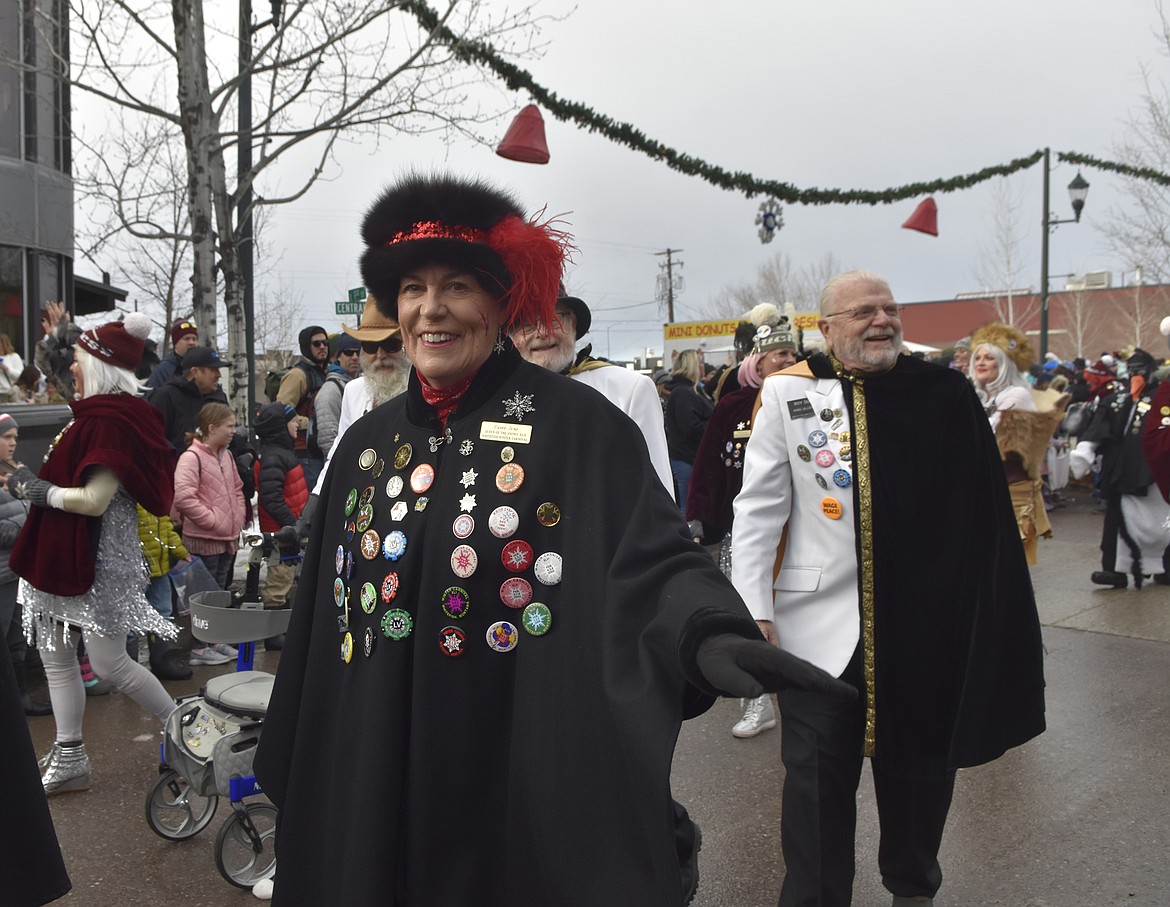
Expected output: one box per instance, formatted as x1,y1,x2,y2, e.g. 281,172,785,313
172,402,247,665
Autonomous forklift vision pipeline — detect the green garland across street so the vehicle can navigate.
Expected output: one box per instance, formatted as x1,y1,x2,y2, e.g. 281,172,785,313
403,1,1170,203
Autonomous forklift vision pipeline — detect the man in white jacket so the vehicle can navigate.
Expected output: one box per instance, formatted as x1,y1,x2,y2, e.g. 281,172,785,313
731,270,1045,907
510,287,672,493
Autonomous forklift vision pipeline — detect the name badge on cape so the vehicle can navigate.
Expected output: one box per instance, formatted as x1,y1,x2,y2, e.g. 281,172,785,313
480,421,533,444
787,398,816,420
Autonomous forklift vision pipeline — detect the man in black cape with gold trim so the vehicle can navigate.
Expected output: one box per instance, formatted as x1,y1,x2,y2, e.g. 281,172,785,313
732,270,1045,907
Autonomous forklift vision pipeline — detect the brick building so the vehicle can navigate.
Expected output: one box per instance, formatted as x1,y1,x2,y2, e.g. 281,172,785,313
901,281,1170,363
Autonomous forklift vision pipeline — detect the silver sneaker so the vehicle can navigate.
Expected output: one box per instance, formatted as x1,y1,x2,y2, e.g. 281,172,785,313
731,695,776,738
189,646,232,666
41,742,91,795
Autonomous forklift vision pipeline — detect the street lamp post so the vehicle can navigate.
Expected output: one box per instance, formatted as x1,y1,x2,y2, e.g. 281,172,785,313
1039,147,1090,359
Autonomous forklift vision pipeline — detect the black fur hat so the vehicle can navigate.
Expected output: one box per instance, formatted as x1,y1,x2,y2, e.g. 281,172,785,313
359,173,567,329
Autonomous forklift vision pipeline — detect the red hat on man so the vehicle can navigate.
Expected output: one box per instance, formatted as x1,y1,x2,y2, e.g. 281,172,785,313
77,312,152,371
171,318,198,346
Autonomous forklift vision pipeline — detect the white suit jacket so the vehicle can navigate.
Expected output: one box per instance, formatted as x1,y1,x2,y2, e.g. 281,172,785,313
573,365,673,494
731,367,861,677
312,376,373,496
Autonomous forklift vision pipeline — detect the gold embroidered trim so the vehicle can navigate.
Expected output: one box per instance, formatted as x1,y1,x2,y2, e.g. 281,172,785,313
830,355,877,756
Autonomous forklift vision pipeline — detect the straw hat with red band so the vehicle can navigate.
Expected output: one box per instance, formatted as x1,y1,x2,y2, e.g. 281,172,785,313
359,174,571,334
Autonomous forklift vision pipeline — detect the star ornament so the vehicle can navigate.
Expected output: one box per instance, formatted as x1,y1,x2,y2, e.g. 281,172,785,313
502,391,536,422
460,469,478,488
459,493,477,512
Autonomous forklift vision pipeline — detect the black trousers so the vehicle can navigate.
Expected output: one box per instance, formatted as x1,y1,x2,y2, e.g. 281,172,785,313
1100,493,1121,572
776,647,955,907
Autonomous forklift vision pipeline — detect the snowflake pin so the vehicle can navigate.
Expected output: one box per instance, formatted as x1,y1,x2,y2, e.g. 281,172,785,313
428,427,454,453
502,391,536,422
459,493,477,513
460,469,478,488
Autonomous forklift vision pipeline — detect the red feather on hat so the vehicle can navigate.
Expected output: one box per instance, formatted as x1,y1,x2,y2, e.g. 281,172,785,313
489,213,574,335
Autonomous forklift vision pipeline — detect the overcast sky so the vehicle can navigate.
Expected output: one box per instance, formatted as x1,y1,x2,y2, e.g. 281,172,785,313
239,0,1167,360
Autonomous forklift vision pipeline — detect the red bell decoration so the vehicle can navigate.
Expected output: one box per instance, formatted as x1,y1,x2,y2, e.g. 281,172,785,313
496,105,550,164
901,197,938,236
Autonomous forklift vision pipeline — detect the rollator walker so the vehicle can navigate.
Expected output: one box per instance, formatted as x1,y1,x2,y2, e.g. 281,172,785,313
143,589,290,889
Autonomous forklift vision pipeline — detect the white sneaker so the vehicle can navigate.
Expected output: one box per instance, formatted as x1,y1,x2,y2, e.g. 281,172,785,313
731,695,776,738
211,643,239,659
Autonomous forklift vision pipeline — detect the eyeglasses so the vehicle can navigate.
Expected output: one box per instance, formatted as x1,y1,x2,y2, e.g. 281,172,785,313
339,348,360,356
361,337,404,354
310,339,330,348
822,304,904,323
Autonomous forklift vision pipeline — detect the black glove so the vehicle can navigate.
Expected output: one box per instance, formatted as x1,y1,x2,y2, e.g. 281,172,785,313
296,494,318,545
8,466,53,507
274,525,299,548
696,633,857,701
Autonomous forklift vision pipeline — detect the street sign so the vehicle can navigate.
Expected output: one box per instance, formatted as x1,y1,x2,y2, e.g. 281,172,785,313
336,287,366,317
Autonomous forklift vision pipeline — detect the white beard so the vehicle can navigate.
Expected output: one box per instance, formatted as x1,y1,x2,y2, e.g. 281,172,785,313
363,355,410,407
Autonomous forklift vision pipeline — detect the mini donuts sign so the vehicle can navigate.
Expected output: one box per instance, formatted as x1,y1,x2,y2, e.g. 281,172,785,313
663,319,740,361
663,313,822,361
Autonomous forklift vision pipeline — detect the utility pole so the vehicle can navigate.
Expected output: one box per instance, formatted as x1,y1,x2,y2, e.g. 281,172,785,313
655,249,684,322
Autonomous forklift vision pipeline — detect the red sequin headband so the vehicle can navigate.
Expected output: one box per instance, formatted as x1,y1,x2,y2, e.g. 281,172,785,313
387,221,488,245
384,214,574,334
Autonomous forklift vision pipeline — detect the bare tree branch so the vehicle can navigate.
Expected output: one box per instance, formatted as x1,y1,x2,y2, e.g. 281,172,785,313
973,177,1038,327
51,0,555,418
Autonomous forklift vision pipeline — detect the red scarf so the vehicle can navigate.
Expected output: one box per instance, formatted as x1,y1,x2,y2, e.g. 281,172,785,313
418,370,477,428
11,394,175,596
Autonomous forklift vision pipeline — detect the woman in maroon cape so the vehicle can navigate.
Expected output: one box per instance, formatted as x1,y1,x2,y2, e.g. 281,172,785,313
7,313,178,795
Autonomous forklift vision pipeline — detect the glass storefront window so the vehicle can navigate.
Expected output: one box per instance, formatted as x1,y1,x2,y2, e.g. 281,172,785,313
0,246,25,361
19,0,68,171
0,3,18,158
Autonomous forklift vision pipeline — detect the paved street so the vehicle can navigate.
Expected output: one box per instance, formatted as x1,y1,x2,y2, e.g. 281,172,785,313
22,487,1170,906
